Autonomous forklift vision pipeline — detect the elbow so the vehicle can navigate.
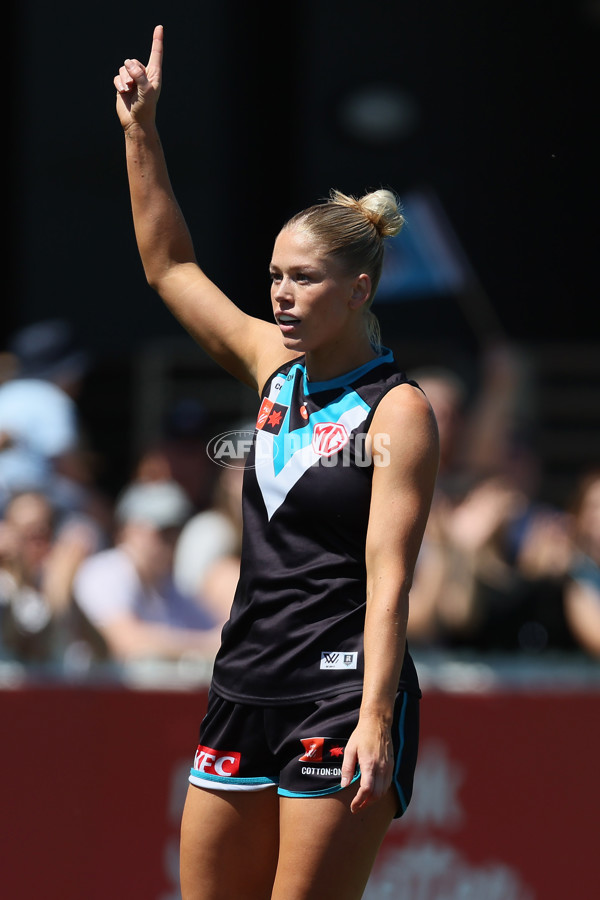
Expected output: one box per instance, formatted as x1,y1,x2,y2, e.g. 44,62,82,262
144,265,164,294
137,245,173,294
146,275,163,296
367,576,412,622
145,270,175,305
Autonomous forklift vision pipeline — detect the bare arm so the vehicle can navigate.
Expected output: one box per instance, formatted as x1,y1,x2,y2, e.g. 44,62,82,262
115,26,291,391
99,614,223,662
341,384,439,813
564,579,600,657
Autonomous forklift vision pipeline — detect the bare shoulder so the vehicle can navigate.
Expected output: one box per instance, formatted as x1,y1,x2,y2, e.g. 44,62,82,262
370,381,438,442
366,382,439,565
367,382,440,493
255,344,304,395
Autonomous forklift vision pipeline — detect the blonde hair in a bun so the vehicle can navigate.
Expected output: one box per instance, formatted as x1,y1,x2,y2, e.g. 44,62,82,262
283,187,405,350
331,188,405,238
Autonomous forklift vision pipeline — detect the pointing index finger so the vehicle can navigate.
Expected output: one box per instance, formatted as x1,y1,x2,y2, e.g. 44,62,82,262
147,24,164,70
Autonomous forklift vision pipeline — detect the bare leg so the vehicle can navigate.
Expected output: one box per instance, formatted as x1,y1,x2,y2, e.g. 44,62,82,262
180,784,280,900
271,782,396,900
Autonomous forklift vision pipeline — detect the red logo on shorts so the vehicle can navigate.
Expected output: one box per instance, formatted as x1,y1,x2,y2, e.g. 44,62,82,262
299,737,345,762
312,422,349,457
193,743,241,777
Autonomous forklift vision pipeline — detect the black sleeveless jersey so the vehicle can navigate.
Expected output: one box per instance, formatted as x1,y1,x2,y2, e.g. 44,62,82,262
210,349,421,705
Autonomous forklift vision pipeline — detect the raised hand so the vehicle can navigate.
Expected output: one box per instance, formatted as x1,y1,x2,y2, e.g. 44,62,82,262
114,24,164,129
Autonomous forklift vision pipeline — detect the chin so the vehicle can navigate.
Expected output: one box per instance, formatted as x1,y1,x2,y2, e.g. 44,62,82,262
280,334,306,351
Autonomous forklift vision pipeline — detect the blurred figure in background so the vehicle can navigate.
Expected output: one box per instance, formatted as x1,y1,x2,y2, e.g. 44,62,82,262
407,345,526,648
0,351,17,386
174,456,245,630
412,343,531,493
407,342,575,653
0,490,98,662
0,320,89,516
132,397,214,511
563,469,600,658
72,480,222,663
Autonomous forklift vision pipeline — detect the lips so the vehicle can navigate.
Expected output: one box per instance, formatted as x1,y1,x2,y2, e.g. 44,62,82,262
277,314,300,324
276,312,301,335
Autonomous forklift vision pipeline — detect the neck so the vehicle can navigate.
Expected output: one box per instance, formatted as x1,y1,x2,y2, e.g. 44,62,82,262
304,332,379,383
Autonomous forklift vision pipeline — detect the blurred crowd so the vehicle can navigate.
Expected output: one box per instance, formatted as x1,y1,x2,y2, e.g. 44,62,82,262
408,346,599,658
1,319,599,673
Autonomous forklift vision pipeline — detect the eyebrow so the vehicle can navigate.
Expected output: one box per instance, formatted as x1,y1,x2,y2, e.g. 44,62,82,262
269,262,322,273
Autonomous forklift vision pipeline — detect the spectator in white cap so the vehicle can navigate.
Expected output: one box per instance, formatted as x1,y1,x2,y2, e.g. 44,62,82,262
0,319,91,517
72,480,222,662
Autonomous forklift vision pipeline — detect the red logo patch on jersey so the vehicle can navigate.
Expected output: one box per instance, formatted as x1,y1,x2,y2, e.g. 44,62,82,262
299,737,346,762
193,744,241,777
256,398,274,430
256,398,288,434
312,422,349,456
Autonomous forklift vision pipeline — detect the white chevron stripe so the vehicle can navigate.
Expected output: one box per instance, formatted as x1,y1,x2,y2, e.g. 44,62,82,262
255,405,368,520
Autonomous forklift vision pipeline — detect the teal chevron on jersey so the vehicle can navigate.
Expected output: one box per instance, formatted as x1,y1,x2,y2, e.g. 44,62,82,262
256,397,369,520
269,389,370,476
254,358,378,519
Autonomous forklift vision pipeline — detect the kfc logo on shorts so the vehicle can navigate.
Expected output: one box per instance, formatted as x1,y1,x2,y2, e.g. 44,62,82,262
193,743,241,777
312,422,349,457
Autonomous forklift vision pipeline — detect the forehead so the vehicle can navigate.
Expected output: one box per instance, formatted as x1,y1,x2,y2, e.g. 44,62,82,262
271,226,325,268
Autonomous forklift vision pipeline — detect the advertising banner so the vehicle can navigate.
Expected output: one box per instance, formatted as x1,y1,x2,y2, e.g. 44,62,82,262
3,684,598,899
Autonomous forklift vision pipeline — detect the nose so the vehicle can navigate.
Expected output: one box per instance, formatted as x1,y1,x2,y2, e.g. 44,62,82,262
272,275,294,304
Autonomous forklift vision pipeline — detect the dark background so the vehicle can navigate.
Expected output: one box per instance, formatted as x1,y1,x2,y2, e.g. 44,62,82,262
6,0,598,494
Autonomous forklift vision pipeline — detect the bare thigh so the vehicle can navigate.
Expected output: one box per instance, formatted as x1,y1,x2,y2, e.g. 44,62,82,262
180,784,280,900
271,781,397,900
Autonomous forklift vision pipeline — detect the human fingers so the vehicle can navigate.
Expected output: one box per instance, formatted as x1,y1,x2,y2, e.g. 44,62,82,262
340,741,358,791
350,762,392,814
122,58,149,89
147,23,164,73
115,63,134,94
341,742,375,813
350,773,374,813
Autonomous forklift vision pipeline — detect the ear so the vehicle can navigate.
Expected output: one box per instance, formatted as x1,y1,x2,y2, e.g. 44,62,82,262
348,274,371,310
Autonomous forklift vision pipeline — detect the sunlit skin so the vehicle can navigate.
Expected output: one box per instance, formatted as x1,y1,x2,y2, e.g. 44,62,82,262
270,227,376,382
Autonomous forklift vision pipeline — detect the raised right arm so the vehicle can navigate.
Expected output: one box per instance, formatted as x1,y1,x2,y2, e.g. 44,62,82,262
115,25,291,391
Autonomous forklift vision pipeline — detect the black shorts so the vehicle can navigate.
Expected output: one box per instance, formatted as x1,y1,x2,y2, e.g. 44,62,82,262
188,688,419,818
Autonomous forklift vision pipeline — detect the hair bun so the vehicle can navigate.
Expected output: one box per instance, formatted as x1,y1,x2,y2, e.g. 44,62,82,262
359,189,405,237
330,188,404,238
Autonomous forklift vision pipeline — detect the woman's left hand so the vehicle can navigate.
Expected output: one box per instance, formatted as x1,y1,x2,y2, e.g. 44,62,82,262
340,715,394,814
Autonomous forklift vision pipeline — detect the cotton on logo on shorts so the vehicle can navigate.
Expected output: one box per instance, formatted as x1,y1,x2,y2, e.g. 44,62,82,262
193,744,241,777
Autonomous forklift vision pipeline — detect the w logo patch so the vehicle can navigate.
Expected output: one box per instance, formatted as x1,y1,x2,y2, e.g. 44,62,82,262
320,651,358,670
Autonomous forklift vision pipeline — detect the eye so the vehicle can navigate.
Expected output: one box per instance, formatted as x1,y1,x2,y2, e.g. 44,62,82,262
269,271,282,283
